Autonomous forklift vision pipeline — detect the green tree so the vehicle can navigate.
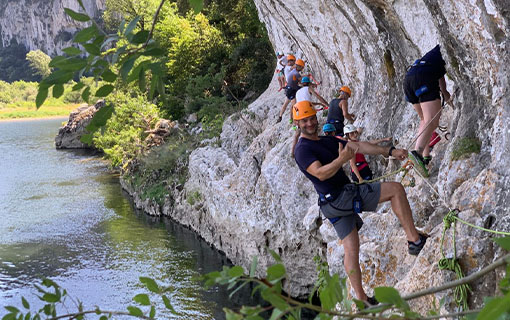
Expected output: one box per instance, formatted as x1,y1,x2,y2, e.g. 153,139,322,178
26,50,52,78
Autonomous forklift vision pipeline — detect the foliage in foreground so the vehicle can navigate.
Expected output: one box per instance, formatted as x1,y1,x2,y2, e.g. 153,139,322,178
5,238,510,320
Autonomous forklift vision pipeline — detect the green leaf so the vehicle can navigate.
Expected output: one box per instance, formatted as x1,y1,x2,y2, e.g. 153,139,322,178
131,30,150,44
92,35,106,47
24,312,31,320
21,297,29,309
188,0,204,13
102,68,117,82
250,256,258,277
36,87,48,108
82,43,101,56
127,306,143,317
52,57,87,71
95,85,114,97
99,316,107,320
87,104,113,130
44,70,74,85
149,306,156,319
149,75,158,100
74,25,99,43
477,294,510,320
374,286,409,310
225,309,244,320
63,46,82,56
101,36,119,50
269,249,282,263
42,293,59,303
260,290,288,311
52,84,64,98
138,67,146,91
120,56,138,80
228,266,245,278
162,295,178,314
229,281,248,299
127,62,149,83
139,277,160,293
148,63,164,76
1,313,17,320
49,56,67,67
133,293,150,306
64,8,90,22
124,16,141,36
80,133,93,145
4,307,19,314
266,264,285,282
76,0,85,10
73,82,85,91
494,237,510,251
319,274,343,310
81,86,90,103
141,48,165,57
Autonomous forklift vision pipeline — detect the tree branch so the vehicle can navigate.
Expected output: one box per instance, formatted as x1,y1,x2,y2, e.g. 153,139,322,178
403,253,510,301
144,0,166,47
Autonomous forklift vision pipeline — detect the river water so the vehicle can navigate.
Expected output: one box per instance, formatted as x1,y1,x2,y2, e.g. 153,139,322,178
0,118,252,319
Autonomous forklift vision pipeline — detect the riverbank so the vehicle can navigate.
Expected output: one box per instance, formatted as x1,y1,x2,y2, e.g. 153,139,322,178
0,104,76,120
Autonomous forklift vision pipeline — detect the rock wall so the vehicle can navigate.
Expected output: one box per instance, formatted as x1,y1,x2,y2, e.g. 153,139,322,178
0,0,104,55
122,0,509,313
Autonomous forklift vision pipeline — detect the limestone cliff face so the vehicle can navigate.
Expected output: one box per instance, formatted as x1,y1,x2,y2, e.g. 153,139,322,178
123,0,509,312
0,0,104,55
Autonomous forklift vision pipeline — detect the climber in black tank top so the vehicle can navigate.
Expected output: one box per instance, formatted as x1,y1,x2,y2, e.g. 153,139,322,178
326,86,355,136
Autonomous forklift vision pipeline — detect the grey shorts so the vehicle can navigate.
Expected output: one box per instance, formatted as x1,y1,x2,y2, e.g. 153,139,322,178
320,183,381,239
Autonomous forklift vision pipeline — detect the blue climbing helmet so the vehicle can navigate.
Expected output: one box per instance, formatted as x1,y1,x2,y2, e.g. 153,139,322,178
323,123,336,133
301,77,311,84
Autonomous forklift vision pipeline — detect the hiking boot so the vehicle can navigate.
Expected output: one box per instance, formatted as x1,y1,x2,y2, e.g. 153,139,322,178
423,156,432,165
408,233,428,256
409,150,429,177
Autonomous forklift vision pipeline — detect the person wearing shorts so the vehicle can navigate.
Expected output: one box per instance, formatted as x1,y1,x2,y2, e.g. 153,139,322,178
277,58,305,123
292,101,427,305
404,44,452,177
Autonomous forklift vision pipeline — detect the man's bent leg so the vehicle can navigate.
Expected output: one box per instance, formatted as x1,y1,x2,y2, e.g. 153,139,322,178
343,227,367,301
379,182,419,242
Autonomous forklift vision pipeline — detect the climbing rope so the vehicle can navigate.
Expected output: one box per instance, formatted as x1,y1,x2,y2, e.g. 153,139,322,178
438,210,471,311
406,87,458,150
355,160,414,185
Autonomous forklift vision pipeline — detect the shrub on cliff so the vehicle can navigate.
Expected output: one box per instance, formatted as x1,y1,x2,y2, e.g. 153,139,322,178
93,92,160,168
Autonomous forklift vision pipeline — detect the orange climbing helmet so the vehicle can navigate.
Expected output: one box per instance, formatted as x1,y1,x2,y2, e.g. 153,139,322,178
339,86,351,97
293,101,317,120
287,54,296,61
296,59,305,67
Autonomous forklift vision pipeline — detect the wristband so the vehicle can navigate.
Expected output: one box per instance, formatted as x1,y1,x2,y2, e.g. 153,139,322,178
388,146,396,157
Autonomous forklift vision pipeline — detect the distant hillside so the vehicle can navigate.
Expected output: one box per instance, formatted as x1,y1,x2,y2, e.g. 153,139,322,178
0,0,104,82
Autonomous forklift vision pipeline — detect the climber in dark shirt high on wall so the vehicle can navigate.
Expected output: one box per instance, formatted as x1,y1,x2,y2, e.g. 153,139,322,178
404,44,452,177
292,101,427,305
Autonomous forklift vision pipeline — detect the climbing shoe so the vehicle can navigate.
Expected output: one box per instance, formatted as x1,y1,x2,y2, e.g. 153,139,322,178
409,150,429,177
408,233,428,256
423,156,432,165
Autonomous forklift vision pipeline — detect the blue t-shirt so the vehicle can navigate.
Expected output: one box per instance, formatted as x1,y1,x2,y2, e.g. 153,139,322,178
407,45,446,79
294,136,351,194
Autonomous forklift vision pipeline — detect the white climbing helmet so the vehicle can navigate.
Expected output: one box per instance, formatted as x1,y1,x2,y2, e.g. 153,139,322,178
343,124,357,135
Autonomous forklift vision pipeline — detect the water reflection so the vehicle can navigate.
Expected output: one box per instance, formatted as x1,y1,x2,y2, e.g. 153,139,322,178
0,119,256,319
